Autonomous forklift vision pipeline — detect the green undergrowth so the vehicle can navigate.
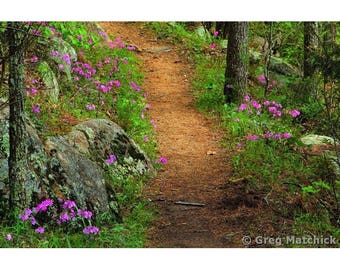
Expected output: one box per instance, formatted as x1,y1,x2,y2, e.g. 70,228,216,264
0,22,158,247
146,22,340,246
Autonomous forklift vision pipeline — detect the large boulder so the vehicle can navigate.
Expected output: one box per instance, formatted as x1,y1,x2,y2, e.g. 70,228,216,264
0,102,152,219
44,136,118,215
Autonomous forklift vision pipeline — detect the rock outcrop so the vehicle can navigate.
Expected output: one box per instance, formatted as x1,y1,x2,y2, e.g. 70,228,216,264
0,104,153,219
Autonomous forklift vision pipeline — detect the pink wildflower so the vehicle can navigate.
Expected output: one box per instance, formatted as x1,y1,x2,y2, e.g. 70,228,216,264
35,227,45,234
83,226,100,235
257,74,266,85
105,154,117,164
288,109,300,118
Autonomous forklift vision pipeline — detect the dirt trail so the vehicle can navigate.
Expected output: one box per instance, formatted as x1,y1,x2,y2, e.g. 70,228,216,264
100,22,254,248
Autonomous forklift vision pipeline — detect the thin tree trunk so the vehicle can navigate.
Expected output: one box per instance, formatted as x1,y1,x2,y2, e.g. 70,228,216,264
303,22,318,78
7,22,29,216
224,22,248,104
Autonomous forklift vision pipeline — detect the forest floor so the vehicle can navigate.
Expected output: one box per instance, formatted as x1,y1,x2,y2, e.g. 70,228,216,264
100,22,286,248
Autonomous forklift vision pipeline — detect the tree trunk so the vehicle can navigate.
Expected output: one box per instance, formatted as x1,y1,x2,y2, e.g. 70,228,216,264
303,22,318,78
224,22,248,104
7,22,29,216
322,22,337,84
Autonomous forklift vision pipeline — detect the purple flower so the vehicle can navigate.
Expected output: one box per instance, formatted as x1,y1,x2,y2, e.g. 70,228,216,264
237,143,242,148
156,157,168,164
246,134,259,141
143,135,149,142
31,104,40,114
282,133,292,139
127,45,136,51
263,132,274,139
150,119,157,128
83,226,100,235
251,100,261,110
268,106,277,113
35,199,53,212
244,95,251,102
30,56,39,63
99,84,110,92
6,234,12,241
131,81,141,91
59,213,70,223
98,31,107,39
105,154,117,164
58,64,64,70
210,43,217,50
19,208,33,221
213,31,219,37
258,74,267,85
30,88,38,95
78,210,92,219
30,217,37,225
273,111,282,117
273,134,282,139
35,227,45,234
113,80,121,87
275,103,282,109
63,200,77,209
85,104,96,111
237,103,248,111
288,109,300,118
263,100,270,106
61,54,71,63
31,29,41,36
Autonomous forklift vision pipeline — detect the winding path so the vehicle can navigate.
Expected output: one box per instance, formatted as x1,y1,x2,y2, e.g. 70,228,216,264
100,22,244,247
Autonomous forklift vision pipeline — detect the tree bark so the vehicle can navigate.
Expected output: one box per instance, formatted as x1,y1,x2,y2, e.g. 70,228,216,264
303,22,318,78
7,22,29,216
224,22,248,104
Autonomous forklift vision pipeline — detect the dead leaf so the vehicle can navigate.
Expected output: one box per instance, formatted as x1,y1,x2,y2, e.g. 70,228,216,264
206,150,216,155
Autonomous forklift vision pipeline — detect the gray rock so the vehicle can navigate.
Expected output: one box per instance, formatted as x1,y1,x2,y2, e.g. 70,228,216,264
249,49,301,77
195,26,211,41
269,56,301,77
67,119,154,175
301,134,340,176
37,61,60,103
301,134,337,146
44,136,116,215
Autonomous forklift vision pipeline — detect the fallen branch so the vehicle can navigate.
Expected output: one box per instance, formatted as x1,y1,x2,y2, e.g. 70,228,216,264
174,201,205,207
